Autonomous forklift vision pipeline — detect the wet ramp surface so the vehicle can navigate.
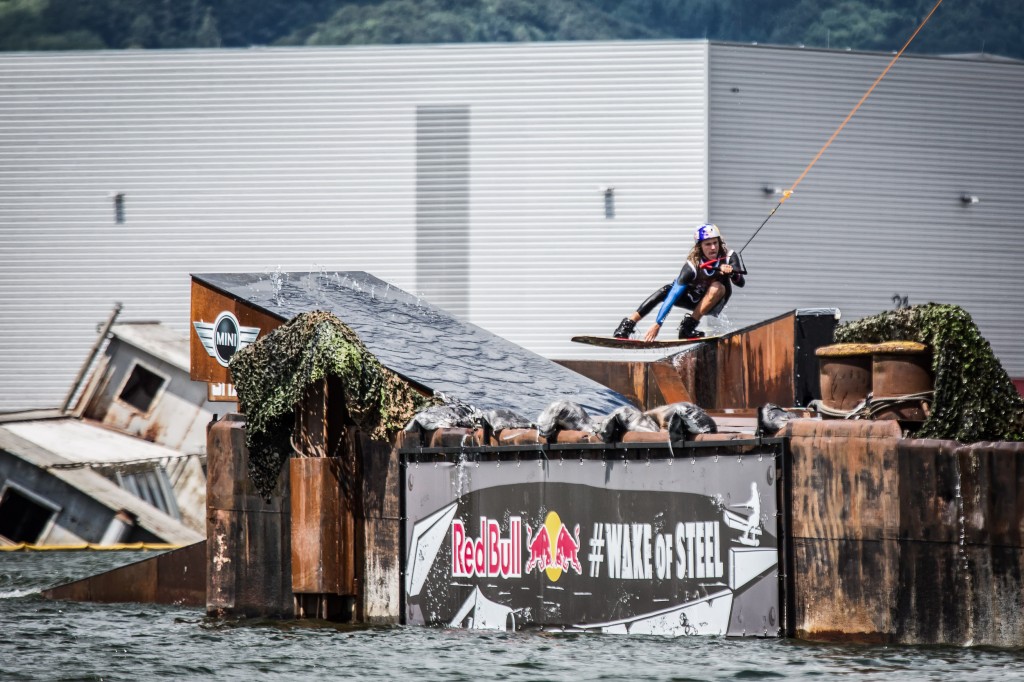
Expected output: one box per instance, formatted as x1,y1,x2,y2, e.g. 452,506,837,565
194,271,631,419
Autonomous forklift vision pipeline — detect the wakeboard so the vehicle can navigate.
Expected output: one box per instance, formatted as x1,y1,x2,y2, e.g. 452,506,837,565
571,334,721,349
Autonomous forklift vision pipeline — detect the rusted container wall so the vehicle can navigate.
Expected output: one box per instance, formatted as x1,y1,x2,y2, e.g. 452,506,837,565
286,374,411,624
717,316,795,409
42,541,205,606
554,360,650,408
785,419,902,642
289,378,356,621
647,360,696,406
206,414,292,618
290,457,347,595
643,313,796,410
787,419,1024,647
897,439,1024,647
559,312,807,412
358,432,403,623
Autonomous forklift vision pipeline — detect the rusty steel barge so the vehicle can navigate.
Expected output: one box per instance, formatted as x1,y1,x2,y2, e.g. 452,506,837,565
45,271,1024,647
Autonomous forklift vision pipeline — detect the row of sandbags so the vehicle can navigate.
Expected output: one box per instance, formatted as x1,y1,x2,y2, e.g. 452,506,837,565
403,398,792,444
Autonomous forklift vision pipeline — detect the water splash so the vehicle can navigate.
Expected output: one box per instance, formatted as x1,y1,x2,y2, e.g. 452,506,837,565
952,453,974,641
266,266,286,306
953,457,970,574
707,311,731,336
454,449,470,499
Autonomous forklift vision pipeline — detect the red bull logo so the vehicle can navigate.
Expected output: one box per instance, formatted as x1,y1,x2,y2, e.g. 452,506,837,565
524,511,582,582
451,516,522,579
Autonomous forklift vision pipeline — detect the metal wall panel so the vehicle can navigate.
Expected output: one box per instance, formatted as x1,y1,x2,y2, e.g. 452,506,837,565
707,44,1024,376
0,42,709,411
416,105,470,318
458,43,710,358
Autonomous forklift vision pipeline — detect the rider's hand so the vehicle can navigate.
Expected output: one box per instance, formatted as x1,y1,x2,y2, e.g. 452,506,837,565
644,323,661,342
720,263,734,276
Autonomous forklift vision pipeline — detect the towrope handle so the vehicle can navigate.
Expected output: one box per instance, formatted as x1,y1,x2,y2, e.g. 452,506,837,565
699,257,747,275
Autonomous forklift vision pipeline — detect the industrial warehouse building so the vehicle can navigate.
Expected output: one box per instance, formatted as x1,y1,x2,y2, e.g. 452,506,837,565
1,40,1022,412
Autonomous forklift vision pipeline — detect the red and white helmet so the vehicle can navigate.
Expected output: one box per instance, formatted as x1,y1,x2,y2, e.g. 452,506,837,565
694,223,721,243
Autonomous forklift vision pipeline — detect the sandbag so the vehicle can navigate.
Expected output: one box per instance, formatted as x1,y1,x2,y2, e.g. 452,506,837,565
474,408,534,436
537,400,597,439
595,405,660,443
758,403,791,435
645,402,717,442
404,400,476,432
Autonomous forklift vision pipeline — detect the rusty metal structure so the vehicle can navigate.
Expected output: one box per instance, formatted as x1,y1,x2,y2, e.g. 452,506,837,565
559,309,838,412
43,271,1024,647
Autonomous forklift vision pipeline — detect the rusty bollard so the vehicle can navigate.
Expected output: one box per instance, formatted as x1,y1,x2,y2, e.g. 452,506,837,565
815,343,874,416
870,341,932,422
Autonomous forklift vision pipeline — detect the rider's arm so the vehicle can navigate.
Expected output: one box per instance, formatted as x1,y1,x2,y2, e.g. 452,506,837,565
654,280,685,325
654,264,696,325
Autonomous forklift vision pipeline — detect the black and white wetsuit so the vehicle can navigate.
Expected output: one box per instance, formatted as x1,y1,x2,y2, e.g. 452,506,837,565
634,249,746,325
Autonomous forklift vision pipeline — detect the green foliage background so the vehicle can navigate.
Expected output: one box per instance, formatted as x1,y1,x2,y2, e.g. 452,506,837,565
834,303,1024,443
2,0,1021,59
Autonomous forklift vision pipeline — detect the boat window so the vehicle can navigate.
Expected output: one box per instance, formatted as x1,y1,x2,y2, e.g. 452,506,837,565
118,362,167,413
0,483,60,544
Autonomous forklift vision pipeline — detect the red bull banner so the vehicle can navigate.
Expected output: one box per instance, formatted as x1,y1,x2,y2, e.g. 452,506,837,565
403,450,782,636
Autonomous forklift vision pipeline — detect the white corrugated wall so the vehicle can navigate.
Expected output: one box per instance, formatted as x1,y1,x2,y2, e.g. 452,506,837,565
0,42,710,411
707,44,1024,376
2,42,1022,413
460,43,710,354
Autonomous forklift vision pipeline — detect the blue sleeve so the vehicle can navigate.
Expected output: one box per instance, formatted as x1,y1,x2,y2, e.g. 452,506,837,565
655,280,686,325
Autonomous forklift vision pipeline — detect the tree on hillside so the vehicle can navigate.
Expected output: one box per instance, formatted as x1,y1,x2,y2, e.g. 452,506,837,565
769,1,905,50
0,0,1021,59
287,0,658,46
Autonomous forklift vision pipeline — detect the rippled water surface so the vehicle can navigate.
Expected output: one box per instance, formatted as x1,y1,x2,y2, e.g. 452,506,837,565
3,551,1024,681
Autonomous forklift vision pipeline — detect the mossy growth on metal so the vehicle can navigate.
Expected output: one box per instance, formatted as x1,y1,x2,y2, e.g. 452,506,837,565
834,303,1024,442
230,310,434,498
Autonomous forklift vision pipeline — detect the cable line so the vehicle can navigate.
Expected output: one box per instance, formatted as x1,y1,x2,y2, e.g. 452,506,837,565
738,0,944,255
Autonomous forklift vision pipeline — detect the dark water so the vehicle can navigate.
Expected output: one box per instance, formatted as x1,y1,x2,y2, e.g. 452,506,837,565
3,552,1024,681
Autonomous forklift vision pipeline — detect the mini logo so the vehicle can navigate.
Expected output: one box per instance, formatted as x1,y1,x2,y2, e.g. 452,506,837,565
193,311,260,367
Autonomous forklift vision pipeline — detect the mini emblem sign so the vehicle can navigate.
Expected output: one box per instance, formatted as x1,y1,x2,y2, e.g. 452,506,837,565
193,311,260,368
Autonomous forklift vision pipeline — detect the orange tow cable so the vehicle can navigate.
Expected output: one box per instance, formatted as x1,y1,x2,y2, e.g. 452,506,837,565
738,0,944,254
788,0,945,195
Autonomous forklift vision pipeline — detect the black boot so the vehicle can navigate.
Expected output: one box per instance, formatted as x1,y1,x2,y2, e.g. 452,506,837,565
677,315,704,340
613,318,636,339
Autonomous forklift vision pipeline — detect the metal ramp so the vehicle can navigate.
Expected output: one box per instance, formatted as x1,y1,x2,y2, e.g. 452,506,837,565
193,271,632,420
